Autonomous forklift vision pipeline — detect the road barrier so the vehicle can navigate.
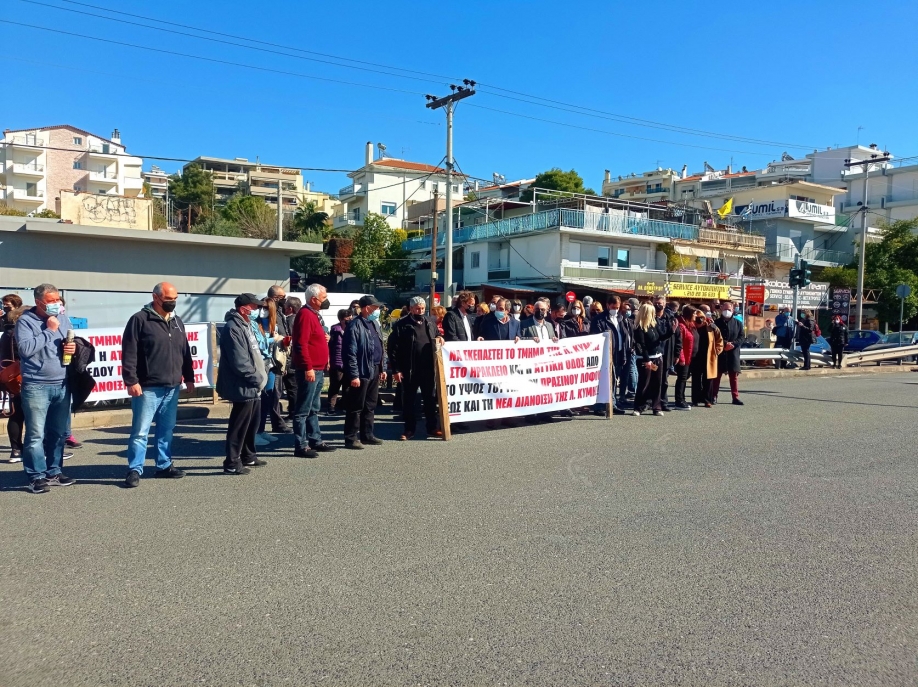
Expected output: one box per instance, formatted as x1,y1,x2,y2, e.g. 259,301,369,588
740,343,918,368
842,343,918,367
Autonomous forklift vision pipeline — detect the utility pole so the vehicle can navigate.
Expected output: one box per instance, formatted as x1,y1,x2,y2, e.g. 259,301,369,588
429,188,440,307
277,182,283,241
425,80,476,300
845,150,891,329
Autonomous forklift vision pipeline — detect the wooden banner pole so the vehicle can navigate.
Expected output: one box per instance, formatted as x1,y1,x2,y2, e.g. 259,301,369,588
435,346,451,440
210,322,219,405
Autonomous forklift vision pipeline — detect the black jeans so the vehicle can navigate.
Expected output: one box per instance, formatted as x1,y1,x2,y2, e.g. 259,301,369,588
343,366,380,443
7,394,23,451
634,360,663,412
801,345,812,370
401,370,437,434
282,371,297,419
690,361,710,405
327,368,345,404
258,372,286,433
775,335,792,368
831,344,844,367
674,364,690,406
225,398,261,470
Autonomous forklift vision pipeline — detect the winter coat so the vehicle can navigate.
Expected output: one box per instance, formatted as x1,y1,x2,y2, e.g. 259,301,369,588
676,318,695,366
519,316,556,342
714,315,744,374
591,312,632,365
693,324,724,378
797,318,815,347
477,313,521,341
658,311,682,369
633,321,675,363
829,322,849,346
343,315,387,380
328,323,346,370
387,314,439,376
442,307,472,342
216,311,267,402
68,336,97,413
121,305,195,388
560,315,589,338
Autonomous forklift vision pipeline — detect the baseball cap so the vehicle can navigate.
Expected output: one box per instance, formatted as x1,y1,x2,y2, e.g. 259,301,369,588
358,295,385,307
235,293,262,308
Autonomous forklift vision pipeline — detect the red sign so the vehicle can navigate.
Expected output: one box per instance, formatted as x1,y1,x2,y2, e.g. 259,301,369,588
565,291,576,303
745,285,765,302
433,294,440,305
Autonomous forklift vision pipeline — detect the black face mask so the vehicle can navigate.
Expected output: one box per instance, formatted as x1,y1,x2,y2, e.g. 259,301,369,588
320,298,330,310
276,298,286,309
412,313,425,322
534,309,546,321
655,305,664,314
161,300,177,313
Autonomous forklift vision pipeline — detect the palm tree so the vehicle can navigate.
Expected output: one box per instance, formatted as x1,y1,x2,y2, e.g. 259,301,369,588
293,200,330,240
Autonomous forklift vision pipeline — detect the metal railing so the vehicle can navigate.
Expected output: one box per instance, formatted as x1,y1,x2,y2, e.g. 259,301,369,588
561,264,744,286
8,135,44,146
11,162,45,174
88,145,116,155
843,344,918,367
698,228,766,250
90,170,117,181
739,344,918,368
740,348,832,367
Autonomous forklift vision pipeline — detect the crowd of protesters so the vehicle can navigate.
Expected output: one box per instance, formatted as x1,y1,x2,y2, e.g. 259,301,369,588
1,280,853,494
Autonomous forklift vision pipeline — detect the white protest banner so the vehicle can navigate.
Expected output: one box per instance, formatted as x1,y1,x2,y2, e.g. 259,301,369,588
441,334,610,424
81,324,213,402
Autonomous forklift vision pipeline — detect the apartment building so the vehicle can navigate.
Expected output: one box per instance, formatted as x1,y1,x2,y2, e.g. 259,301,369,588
333,142,464,232
0,125,143,213
142,165,170,199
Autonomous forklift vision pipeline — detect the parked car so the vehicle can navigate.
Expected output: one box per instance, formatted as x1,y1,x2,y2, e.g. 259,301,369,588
845,329,884,352
795,335,831,355
862,331,918,364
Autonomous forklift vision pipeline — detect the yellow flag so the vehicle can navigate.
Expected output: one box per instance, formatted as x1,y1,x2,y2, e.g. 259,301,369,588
717,198,733,218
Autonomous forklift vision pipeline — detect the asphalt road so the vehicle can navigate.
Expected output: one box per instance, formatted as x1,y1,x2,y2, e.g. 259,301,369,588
1,373,917,686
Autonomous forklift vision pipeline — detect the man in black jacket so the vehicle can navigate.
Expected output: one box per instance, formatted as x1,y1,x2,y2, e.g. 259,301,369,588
590,295,631,412
442,291,475,342
342,295,388,449
653,294,682,412
121,282,196,488
712,300,744,405
388,296,443,440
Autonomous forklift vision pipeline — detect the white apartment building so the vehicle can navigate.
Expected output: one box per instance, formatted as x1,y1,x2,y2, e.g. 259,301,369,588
0,125,143,213
143,165,170,199
333,142,464,232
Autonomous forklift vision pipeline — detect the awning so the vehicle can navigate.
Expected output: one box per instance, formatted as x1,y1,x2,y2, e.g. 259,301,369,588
673,244,722,258
562,278,635,296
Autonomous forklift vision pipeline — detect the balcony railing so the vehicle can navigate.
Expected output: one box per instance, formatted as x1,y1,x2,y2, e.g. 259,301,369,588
697,228,766,251
90,170,117,181
561,264,744,286
403,209,699,251
10,189,44,201
338,184,365,197
87,145,117,155
8,135,44,146
11,162,45,174
763,244,853,266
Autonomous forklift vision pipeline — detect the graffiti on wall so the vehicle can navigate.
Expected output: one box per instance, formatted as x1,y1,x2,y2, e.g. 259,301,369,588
82,195,138,225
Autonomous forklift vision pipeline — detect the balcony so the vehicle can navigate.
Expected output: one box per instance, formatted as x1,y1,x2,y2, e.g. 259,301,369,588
10,162,45,177
338,184,365,198
334,211,361,228
89,170,118,184
697,228,765,252
87,145,119,159
9,188,44,203
210,171,248,186
8,135,44,148
403,208,699,251
560,263,744,287
802,248,853,266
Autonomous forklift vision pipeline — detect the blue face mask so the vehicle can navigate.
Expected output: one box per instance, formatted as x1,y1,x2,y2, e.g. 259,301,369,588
367,310,380,322
495,310,507,322
44,302,64,317
248,309,260,323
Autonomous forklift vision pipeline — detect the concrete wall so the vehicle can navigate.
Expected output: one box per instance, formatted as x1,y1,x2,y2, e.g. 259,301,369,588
59,190,153,230
47,129,90,202
509,233,561,280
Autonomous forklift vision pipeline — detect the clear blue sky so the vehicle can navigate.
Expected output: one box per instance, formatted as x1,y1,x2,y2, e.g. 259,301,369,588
2,0,916,194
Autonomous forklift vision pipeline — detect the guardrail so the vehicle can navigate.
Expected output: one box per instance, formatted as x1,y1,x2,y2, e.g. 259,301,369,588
843,343,918,367
740,343,918,368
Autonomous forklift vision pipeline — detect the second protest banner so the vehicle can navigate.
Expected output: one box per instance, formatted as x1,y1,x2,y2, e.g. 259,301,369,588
441,334,610,424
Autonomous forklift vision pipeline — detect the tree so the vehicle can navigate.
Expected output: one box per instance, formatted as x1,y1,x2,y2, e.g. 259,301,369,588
221,193,276,239
191,215,243,237
520,168,595,202
818,266,857,287
328,237,354,275
168,164,215,225
291,200,331,242
291,231,332,278
861,218,918,324
378,228,414,289
351,213,393,284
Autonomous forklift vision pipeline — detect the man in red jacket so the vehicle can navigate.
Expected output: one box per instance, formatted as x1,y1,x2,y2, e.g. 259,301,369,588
291,283,335,458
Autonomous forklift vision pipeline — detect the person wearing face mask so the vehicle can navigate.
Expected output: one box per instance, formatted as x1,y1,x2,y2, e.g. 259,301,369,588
291,283,335,459
520,298,558,344
1,293,23,328
712,299,745,405
254,299,289,446
631,303,675,416
442,291,475,342
478,297,521,342
690,308,724,407
388,296,443,440
216,293,269,475
673,305,698,410
828,315,848,369
510,299,523,321
14,283,77,493
621,300,639,400
342,295,388,449
590,295,629,414
653,294,681,412
560,300,589,337
120,282,196,488
796,309,816,371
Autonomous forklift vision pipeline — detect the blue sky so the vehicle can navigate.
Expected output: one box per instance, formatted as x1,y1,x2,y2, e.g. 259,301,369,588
2,0,916,194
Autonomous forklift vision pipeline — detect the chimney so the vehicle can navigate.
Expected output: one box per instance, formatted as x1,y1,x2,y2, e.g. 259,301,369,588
111,128,121,144
474,180,479,191
726,164,732,174
305,181,311,192
365,141,373,166
603,169,611,183
869,143,878,150
681,164,688,179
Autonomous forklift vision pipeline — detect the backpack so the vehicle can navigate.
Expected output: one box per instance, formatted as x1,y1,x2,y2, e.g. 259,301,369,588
814,323,822,338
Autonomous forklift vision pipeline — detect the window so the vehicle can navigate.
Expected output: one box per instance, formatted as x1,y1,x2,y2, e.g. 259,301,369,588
381,202,397,216
72,136,82,145
452,185,459,193
72,161,82,170
419,180,427,189
471,251,480,269
598,246,611,267
26,182,37,196
73,185,81,192
616,248,630,268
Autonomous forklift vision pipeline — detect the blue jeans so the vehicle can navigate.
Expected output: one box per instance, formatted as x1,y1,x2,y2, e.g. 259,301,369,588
127,385,181,475
294,369,324,450
20,380,71,481
627,354,638,396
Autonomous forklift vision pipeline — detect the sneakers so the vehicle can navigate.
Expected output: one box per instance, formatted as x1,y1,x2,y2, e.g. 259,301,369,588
311,443,336,453
6,449,21,463
28,478,50,494
294,448,318,459
659,404,672,412
63,452,74,461
344,440,365,450
242,458,267,467
46,473,75,487
652,410,664,417
254,433,273,447
154,465,185,479
65,437,83,449
631,410,641,416
674,403,691,411
125,470,141,488
400,431,415,441
361,436,383,446
732,398,745,406
223,466,251,475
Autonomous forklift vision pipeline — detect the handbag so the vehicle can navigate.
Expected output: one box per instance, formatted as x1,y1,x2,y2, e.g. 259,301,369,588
271,345,288,374
0,340,21,396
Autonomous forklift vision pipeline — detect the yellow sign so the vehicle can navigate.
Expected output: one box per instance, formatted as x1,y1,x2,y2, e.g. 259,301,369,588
635,280,730,300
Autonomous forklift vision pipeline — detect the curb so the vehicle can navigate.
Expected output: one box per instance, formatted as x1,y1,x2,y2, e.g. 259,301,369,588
741,364,916,380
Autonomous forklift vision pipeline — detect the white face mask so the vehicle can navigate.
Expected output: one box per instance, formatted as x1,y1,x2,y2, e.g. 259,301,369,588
722,310,733,319
572,308,581,316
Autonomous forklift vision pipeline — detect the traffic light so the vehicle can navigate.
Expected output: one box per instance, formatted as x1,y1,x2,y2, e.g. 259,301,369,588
800,260,812,287
789,268,802,287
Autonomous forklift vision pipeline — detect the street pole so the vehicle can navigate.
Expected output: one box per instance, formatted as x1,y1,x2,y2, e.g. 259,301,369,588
425,80,476,301
277,182,283,241
430,188,439,307
899,296,904,346
791,252,800,327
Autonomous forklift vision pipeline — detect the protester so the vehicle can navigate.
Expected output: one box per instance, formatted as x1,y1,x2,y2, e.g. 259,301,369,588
632,303,674,416
0,305,27,462
673,305,697,410
547,301,567,340
1,293,23,328
653,294,681,412
712,300,745,406
477,298,521,342
621,300,638,399
472,302,490,339
266,285,293,426
590,295,629,414
510,299,523,320
280,296,302,421
253,299,289,446
430,305,447,335
523,303,535,318
520,299,558,343
15,284,77,493
758,319,776,349
442,291,475,342
291,284,335,458
560,299,589,337
773,306,795,369
326,309,350,414
588,301,603,321
342,295,387,449
691,309,724,408
216,294,268,474
582,295,594,316
120,282,195,488
388,296,442,441
829,315,849,369
797,310,816,371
